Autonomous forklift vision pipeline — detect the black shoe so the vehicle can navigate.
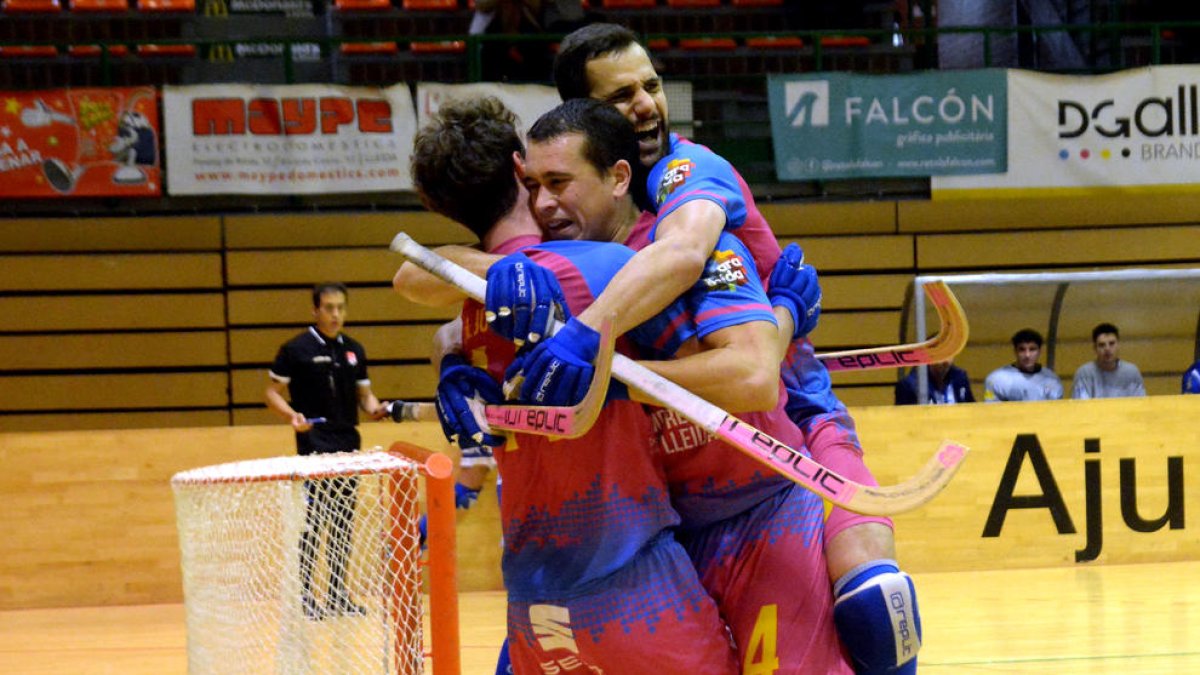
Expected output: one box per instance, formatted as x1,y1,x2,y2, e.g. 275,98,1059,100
302,594,325,620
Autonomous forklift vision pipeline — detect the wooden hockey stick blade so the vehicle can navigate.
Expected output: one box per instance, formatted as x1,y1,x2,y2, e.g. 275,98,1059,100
479,316,615,439
383,320,612,439
818,280,969,372
391,232,968,515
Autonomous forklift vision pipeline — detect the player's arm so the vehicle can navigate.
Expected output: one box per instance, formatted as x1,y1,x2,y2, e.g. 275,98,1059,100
394,245,503,306
575,200,725,336
357,382,389,420
265,378,312,431
634,319,781,413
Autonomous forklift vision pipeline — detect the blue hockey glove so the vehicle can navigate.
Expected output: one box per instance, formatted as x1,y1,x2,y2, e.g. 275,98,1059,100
436,354,505,448
768,242,822,340
504,318,599,407
485,253,568,344
417,514,427,550
454,482,481,510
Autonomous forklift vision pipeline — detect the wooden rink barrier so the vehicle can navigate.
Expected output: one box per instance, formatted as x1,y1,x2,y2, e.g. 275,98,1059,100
3,396,1199,610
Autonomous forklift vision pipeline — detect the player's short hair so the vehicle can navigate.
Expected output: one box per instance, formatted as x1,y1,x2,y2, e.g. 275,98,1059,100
528,98,641,178
1092,322,1120,342
1011,328,1043,348
554,23,641,101
410,96,524,239
312,282,348,307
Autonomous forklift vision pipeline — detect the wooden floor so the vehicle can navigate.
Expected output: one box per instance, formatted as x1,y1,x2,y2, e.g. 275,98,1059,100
2,561,1198,674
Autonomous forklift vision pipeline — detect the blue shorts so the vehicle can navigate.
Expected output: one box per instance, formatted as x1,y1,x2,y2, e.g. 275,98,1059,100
506,533,738,674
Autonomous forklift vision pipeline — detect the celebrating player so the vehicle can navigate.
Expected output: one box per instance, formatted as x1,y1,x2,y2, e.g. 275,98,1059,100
403,96,739,674
489,23,921,675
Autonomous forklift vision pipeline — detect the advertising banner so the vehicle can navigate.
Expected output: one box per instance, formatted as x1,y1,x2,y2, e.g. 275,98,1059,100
768,70,1007,180
164,83,416,195
934,65,1200,197
0,87,161,198
415,82,561,138
853,396,1199,572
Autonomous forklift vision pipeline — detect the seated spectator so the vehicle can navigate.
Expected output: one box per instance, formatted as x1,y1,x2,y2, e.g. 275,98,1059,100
895,359,975,405
1071,322,1146,399
1183,359,1200,394
984,328,1063,402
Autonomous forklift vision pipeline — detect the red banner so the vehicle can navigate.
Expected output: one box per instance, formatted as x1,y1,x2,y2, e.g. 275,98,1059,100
0,87,161,198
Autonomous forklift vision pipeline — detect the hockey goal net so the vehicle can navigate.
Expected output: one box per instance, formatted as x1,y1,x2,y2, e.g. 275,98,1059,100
172,443,457,675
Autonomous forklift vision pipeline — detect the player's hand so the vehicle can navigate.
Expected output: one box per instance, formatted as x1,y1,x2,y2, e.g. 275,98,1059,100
436,354,505,448
505,318,599,407
368,401,391,421
292,412,313,432
485,253,568,345
454,482,481,510
769,243,822,340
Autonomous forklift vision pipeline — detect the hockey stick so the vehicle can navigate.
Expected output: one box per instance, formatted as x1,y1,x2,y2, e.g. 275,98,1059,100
817,280,968,372
389,318,615,440
391,232,968,516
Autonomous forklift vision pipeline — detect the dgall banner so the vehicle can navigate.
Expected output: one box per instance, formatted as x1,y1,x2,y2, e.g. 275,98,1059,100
0,87,161,198
934,65,1200,197
164,83,416,195
768,70,1007,180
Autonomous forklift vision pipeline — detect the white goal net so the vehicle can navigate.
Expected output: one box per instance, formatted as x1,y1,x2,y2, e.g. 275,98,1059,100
172,450,425,675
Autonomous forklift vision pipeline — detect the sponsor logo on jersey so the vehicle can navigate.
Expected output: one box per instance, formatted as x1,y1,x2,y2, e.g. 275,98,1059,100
700,248,750,291
656,157,694,204
651,407,712,455
346,351,358,366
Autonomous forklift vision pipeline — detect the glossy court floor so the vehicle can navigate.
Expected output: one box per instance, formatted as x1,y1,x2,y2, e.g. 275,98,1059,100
2,560,1197,674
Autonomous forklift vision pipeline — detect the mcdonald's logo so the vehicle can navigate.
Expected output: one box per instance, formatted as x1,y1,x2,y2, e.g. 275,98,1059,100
208,43,235,62
204,0,228,17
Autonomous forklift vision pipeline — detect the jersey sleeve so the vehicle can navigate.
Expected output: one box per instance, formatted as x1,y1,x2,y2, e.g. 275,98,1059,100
269,344,293,383
646,140,748,236
354,343,370,385
628,233,774,359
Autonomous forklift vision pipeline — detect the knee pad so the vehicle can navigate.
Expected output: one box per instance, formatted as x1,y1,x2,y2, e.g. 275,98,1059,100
833,560,921,675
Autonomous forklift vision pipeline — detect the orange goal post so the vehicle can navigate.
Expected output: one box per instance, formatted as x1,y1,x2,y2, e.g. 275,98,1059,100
171,441,459,675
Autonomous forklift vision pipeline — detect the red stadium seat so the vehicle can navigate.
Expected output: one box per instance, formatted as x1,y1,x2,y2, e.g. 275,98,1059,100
335,0,390,10
0,45,59,56
601,0,654,8
402,0,455,9
68,44,131,56
645,38,670,51
340,41,398,54
70,0,128,10
746,36,803,49
820,35,871,48
136,0,193,11
1,0,62,12
410,40,465,54
679,37,736,51
136,43,197,56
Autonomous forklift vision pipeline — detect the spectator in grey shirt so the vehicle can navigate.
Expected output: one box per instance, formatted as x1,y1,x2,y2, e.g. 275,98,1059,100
984,328,1063,402
1072,322,1146,399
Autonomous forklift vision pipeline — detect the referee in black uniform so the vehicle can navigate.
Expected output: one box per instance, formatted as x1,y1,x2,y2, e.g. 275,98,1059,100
265,282,389,619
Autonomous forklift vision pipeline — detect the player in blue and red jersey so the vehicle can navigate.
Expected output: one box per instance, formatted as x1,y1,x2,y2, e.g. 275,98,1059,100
402,96,738,675
497,98,851,673
494,24,922,675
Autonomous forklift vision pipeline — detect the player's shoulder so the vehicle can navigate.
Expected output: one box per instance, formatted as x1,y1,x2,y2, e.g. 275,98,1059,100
282,328,317,351
339,332,366,353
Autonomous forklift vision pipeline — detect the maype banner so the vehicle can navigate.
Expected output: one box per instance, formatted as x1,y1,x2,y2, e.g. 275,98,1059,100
164,83,416,195
934,65,1200,197
768,70,1007,180
0,87,161,198
415,82,560,139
